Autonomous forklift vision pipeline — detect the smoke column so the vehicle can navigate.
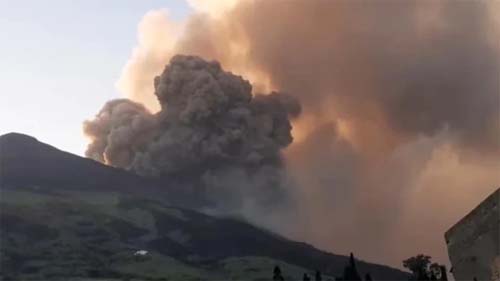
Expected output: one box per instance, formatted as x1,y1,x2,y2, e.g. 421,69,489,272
85,54,301,222
86,0,500,268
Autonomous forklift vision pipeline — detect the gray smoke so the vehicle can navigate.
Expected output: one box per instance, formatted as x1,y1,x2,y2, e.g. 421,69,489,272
85,55,300,211
84,99,157,167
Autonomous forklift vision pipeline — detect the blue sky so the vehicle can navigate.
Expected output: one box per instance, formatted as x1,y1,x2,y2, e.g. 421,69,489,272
0,0,191,155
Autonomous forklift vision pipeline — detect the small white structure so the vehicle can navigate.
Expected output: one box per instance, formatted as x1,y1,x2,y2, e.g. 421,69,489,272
134,250,149,257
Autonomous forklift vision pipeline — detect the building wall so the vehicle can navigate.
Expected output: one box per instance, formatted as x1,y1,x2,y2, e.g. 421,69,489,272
445,188,499,281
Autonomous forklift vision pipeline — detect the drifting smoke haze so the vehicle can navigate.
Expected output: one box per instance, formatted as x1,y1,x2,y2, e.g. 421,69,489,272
85,0,500,267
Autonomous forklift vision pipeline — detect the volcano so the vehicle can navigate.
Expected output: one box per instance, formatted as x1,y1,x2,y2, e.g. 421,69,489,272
0,133,409,280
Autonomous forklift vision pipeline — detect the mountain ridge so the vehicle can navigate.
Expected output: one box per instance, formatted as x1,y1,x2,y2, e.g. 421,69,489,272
0,132,160,192
0,132,204,206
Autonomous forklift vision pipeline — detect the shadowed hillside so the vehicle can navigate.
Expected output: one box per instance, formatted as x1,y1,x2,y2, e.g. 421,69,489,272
0,133,156,191
0,133,202,205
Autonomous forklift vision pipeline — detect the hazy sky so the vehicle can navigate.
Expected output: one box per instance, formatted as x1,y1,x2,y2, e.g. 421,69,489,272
0,0,191,155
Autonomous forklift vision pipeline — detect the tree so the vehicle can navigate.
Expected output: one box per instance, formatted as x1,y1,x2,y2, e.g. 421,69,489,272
402,254,431,280
343,253,362,281
429,263,441,280
402,255,448,281
315,270,322,281
273,265,285,281
365,273,373,281
438,266,448,281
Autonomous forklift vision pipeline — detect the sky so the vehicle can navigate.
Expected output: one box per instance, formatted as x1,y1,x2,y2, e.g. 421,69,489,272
0,0,191,155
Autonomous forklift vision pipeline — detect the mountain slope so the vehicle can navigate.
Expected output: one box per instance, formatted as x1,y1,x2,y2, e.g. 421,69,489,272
0,133,202,205
0,133,157,192
0,133,410,280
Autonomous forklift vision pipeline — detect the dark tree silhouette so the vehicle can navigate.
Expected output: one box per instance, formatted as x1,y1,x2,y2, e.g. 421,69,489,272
429,263,441,280
315,270,322,281
303,273,311,281
403,255,448,281
273,265,285,281
403,254,432,280
439,266,448,281
343,253,362,281
365,273,373,281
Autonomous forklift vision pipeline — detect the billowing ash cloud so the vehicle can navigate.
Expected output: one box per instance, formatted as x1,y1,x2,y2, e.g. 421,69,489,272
85,55,300,211
84,99,157,167
86,0,500,268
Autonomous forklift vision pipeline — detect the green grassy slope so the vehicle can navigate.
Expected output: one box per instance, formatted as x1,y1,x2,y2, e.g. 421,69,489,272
0,188,408,280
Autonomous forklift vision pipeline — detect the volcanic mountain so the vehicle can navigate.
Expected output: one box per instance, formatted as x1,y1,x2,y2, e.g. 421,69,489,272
0,133,409,280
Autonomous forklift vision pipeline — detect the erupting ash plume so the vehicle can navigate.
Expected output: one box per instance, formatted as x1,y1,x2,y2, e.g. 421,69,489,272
86,0,500,268
85,55,300,211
